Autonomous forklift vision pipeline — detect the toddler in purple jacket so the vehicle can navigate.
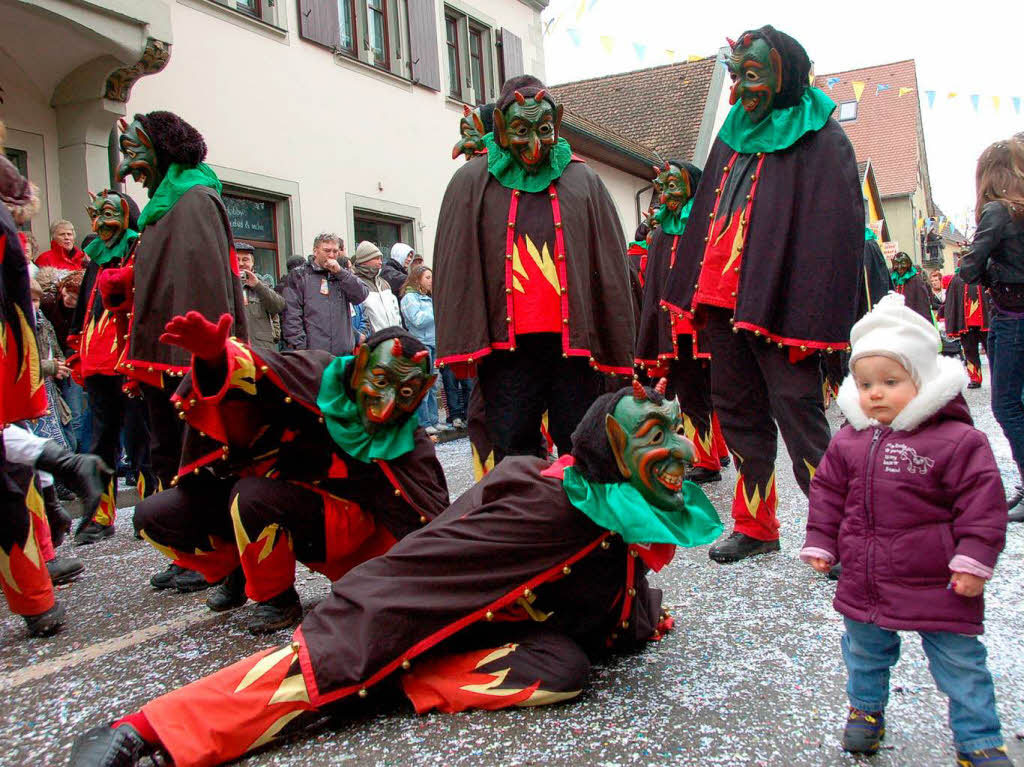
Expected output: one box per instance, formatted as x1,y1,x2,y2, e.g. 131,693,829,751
801,293,1011,766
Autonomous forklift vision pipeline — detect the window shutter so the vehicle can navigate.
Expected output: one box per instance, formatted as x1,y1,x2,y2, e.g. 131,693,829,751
298,0,340,49
498,27,524,83
407,0,441,91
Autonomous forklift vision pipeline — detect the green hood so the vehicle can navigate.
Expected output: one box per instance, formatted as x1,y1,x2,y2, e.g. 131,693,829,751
482,133,573,193
718,87,835,154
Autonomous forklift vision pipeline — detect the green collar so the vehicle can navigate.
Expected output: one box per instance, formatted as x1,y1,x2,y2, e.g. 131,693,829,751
718,87,835,154
891,266,919,287
865,227,877,241
84,229,138,267
561,464,722,546
315,356,418,463
482,133,573,193
138,162,223,231
652,198,694,236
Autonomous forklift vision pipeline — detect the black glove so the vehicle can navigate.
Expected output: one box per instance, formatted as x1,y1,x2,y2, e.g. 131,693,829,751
34,441,113,520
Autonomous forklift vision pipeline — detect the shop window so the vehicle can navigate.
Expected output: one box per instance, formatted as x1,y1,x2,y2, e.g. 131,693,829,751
354,210,413,263
223,192,280,280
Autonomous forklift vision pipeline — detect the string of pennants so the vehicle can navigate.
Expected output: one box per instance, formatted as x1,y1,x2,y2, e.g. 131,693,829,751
917,215,956,234
821,78,1020,115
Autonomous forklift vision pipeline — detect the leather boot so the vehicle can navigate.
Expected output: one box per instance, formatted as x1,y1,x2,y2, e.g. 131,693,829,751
686,466,722,484
708,532,781,563
69,724,149,767
206,567,247,612
34,441,112,516
47,557,85,585
24,601,66,637
42,484,72,547
248,586,302,634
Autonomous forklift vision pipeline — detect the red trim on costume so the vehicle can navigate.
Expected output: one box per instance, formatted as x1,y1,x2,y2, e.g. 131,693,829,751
175,448,231,480
294,531,613,708
375,460,436,522
503,191,520,352
731,322,850,352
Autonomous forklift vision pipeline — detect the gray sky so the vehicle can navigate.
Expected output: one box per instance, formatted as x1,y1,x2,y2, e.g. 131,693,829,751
541,0,1021,236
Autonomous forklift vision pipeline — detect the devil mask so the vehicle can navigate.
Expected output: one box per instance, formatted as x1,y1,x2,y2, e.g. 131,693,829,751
493,77,563,175
116,120,162,194
452,104,494,161
349,334,435,433
87,190,131,245
653,161,700,213
726,26,811,124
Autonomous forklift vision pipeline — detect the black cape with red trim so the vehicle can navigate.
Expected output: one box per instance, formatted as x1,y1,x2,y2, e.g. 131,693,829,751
894,271,934,322
175,345,449,539
433,156,635,376
0,205,44,425
944,273,991,337
297,455,663,705
859,238,893,317
662,122,862,349
121,186,248,382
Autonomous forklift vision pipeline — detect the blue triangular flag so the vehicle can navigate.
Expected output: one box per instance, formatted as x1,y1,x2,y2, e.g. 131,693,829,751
567,27,581,47
826,76,840,91
926,90,936,109
970,94,980,112
1014,96,1022,114
633,42,647,61
876,84,892,95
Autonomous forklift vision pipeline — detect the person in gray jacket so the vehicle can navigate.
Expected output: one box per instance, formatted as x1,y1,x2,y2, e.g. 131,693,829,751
282,233,368,356
236,243,286,353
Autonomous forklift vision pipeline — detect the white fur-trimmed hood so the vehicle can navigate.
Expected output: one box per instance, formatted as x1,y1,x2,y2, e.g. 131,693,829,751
836,354,970,432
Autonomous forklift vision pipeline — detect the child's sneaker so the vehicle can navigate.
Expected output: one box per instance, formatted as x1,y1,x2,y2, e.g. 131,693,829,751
842,707,885,754
956,747,1014,766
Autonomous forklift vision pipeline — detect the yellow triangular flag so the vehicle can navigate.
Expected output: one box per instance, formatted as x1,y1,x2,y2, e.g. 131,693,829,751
664,49,676,62
851,81,865,102
575,0,585,23
687,54,703,62
898,87,913,97
947,91,958,100
599,35,614,55
993,96,1001,112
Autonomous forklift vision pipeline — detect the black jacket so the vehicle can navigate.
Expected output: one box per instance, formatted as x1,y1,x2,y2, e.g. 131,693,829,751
282,259,368,356
960,202,1024,289
380,258,408,296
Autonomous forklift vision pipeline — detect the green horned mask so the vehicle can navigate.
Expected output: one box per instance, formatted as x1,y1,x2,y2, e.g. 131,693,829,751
653,162,694,212
452,105,486,161
115,118,163,195
726,33,783,124
493,89,564,174
605,380,696,513
349,336,435,433
86,190,130,245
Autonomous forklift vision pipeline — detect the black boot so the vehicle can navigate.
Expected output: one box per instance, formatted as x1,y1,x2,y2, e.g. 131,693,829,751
206,567,247,612
42,484,72,547
47,557,84,585
34,441,112,516
150,563,187,590
174,568,213,593
24,601,66,637
69,724,149,766
248,586,302,634
686,466,722,484
708,532,781,563
73,517,115,546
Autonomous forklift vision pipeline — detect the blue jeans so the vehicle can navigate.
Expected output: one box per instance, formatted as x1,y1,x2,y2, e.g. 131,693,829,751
842,617,1003,751
441,367,474,422
58,377,90,453
987,312,1024,478
416,345,439,427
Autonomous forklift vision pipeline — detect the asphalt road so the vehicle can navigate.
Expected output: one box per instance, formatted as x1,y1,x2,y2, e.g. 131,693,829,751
3,367,1024,767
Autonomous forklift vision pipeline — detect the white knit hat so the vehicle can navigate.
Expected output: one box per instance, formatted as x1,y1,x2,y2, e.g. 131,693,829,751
848,293,940,388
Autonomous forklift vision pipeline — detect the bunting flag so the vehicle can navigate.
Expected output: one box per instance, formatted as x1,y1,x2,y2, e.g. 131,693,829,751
1015,97,1022,114
876,84,892,95
575,0,586,23
826,76,840,90
993,96,1001,112
587,0,599,9
665,49,676,62
947,91,958,100
851,81,865,102
566,26,582,46
970,94,980,112
633,42,646,61
599,35,614,55
926,90,936,108
898,87,913,97
687,54,703,62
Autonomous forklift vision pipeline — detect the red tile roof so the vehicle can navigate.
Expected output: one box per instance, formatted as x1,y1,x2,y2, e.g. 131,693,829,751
550,57,717,162
815,60,928,200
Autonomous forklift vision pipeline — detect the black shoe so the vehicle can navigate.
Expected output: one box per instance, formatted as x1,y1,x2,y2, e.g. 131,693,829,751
708,532,781,563
968,381,982,389
842,707,885,754
47,557,84,585
73,518,115,546
69,724,149,767
1010,505,1024,524
686,466,722,484
42,484,72,547
24,601,66,637
719,455,731,468
248,587,302,634
206,567,247,612
33,441,113,517
174,567,212,593
150,563,187,589
1007,483,1024,511
827,563,842,581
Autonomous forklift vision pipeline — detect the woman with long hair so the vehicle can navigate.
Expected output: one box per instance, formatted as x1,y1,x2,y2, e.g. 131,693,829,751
400,265,445,435
959,137,1024,520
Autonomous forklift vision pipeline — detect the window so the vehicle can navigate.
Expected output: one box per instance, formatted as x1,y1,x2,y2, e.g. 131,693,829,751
354,210,414,262
445,15,461,99
339,0,357,53
838,100,858,122
366,0,390,69
223,192,281,279
233,0,260,17
444,6,496,105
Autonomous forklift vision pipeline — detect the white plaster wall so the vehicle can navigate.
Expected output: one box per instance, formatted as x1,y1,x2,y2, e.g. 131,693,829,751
582,156,650,241
123,0,545,264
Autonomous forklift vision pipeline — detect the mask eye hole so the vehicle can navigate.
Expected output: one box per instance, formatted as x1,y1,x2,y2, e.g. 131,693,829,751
745,70,758,81
399,386,414,398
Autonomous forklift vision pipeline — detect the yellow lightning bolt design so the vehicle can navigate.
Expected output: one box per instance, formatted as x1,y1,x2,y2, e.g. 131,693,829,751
969,298,980,317
235,645,296,693
14,305,42,397
721,211,747,275
681,414,714,459
734,471,776,519
227,339,257,395
803,459,817,484
472,443,495,481
0,548,19,594
512,236,559,295
140,529,182,562
230,494,287,560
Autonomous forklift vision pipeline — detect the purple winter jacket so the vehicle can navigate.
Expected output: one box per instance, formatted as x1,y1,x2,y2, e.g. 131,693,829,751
802,356,1006,635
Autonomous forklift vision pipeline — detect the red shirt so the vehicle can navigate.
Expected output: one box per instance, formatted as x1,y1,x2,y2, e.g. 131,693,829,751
510,191,561,336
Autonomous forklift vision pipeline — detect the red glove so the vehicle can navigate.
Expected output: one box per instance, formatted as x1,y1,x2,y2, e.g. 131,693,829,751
159,311,233,362
97,267,134,312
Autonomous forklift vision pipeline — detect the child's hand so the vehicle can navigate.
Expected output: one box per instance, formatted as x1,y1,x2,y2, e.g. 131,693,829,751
950,572,986,597
807,557,832,574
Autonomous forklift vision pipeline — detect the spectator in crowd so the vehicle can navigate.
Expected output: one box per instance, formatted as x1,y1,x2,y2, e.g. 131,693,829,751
929,269,946,314
18,231,39,278
440,360,473,430
42,269,89,452
283,233,368,355
352,241,402,335
381,242,414,296
343,256,368,347
236,242,285,353
35,219,87,271
400,265,445,435
276,255,306,294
